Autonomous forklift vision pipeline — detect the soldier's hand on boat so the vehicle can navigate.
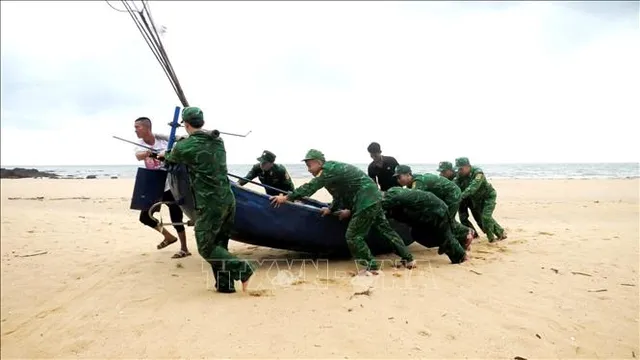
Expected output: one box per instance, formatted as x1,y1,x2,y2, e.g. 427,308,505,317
269,194,288,208
320,207,331,217
337,209,351,220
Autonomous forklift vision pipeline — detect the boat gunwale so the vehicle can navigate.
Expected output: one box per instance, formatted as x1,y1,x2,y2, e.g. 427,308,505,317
229,180,330,214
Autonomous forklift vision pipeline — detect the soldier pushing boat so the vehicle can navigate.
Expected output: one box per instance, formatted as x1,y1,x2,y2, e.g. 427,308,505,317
270,149,417,275
237,150,295,196
158,107,254,293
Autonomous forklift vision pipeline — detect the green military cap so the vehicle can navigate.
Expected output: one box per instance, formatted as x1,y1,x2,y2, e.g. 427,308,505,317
181,107,204,124
302,149,325,162
257,150,276,164
437,161,454,172
393,164,412,177
455,157,470,169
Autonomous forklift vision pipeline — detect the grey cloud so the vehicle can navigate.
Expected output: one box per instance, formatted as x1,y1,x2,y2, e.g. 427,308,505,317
256,50,352,90
539,2,639,54
0,0,178,130
561,1,640,21
0,47,171,129
397,1,637,54
401,0,638,21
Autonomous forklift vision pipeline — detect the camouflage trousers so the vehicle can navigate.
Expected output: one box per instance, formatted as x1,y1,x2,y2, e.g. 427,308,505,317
345,203,414,271
409,216,466,264
471,192,505,242
194,198,254,293
459,198,484,234
446,198,473,246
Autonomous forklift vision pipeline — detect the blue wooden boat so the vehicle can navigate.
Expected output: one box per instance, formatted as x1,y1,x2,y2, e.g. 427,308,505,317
131,165,414,256
229,182,414,255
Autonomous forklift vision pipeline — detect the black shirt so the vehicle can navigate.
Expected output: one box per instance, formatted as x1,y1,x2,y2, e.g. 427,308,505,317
367,156,399,191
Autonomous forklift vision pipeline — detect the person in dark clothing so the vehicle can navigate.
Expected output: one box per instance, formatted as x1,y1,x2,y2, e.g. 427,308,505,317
366,142,399,192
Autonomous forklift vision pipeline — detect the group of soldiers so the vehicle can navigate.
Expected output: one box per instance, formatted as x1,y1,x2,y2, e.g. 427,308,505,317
257,143,507,273
148,106,506,293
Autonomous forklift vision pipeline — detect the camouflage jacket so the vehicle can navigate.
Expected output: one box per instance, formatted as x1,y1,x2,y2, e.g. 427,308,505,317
237,163,295,196
287,161,380,215
381,187,449,223
454,166,496,201
410,173,461,206
163,131,234,210
441,173,455,181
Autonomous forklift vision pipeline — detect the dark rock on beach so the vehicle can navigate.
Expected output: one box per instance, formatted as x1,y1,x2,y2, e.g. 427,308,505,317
86,175,97,179
0,168,59,179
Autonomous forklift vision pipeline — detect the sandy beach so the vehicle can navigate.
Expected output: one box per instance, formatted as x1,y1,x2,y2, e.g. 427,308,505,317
1,177,638,359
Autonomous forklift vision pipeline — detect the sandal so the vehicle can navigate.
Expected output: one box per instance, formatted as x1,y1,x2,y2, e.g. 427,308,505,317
171,250,192,259
157,236,177,250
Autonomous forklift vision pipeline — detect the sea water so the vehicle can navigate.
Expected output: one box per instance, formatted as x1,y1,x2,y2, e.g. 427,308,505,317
12,162,640,180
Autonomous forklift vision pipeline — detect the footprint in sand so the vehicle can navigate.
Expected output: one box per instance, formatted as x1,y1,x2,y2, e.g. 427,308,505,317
317,276,339,284
508,239,527,245
2,328,17,336
349,272,380,291
247,289,273,297
35,306,63,319
474,249,493,254
314,277,340,288
291,277,307,285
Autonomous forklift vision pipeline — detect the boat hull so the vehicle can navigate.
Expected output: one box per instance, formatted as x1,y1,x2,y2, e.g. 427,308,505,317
165,164,415,255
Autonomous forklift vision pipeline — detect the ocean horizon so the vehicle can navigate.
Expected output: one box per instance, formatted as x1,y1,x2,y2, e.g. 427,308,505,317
2,162,638,180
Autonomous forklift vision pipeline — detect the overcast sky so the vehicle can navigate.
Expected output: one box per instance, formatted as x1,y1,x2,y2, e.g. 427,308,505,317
1,1,638,166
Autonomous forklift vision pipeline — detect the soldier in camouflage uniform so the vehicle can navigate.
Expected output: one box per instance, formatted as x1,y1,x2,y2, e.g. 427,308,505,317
237,150,295,196
438,161,480,239
381,187,468,263
454,157,506,242
394,165,474,245
437,161,455,181
270,149,416,274
159,107,254,293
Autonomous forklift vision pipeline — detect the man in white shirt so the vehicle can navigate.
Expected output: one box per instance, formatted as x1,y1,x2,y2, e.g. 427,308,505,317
134,117,191,258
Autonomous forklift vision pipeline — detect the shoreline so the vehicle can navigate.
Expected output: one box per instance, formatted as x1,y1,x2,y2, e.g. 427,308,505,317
2,177,639,199
4,161,639,166
2,163,638,181
2,175,639,181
